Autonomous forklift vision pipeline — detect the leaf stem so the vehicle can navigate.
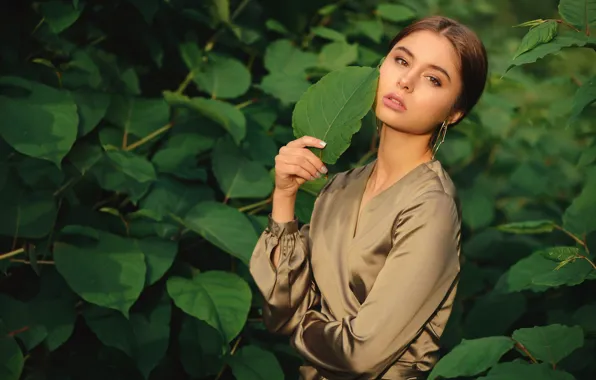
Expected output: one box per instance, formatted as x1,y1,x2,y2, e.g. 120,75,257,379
10,259,55,265
125,123,173,151
556,19,581,33
515,341,538,363
215,336,243,380
553,225,587,249
237,196,272,213
176,71,194,94
0,248,24,261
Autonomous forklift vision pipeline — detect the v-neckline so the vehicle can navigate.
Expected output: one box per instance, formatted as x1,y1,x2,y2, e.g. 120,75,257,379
349,158,435,240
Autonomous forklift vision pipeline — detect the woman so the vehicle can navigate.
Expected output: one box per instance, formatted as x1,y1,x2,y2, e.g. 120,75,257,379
249,16,488,380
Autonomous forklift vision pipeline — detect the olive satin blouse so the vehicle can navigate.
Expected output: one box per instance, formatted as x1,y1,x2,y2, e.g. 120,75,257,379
249,159,462,380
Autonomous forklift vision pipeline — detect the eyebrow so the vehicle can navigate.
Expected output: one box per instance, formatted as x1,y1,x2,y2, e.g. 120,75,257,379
393,46,452,82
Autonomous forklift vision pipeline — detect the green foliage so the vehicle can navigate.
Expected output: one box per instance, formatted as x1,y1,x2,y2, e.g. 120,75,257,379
0,0,595,378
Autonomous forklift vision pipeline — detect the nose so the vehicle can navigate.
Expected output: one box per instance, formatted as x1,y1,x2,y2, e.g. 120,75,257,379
398,76,413,92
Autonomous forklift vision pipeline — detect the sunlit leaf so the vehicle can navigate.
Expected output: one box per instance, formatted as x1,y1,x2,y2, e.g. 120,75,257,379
376,4,416,22
292,66,379,164
558,0,596,32
311,26,346,42
540,246,580,262
317,42,358,71
513,20,558,58
195,53,251,99
512,324,584,364
264,40,317,75
497,220,557,234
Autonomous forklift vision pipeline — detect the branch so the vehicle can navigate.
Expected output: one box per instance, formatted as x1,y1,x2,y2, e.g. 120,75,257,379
125,123,173,151
0,248,24,261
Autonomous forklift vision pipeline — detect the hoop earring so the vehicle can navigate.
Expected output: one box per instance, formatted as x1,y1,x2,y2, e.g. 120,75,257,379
432,120,449,158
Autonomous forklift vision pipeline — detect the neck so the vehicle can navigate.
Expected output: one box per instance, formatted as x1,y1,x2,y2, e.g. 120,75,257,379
369,124,433,190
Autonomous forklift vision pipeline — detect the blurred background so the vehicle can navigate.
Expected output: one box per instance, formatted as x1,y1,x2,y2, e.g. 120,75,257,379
0,0,595,379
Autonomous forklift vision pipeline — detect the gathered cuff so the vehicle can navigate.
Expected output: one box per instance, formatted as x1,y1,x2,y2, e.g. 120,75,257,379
267,213,299,237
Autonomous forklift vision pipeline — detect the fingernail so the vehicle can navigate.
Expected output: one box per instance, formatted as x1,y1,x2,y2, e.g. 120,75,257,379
315,172,322,178
320,166,328,174
319,141,327,147
310,176,316,181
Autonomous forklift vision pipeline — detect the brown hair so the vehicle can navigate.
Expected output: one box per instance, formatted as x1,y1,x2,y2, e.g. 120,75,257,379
388,16,488,127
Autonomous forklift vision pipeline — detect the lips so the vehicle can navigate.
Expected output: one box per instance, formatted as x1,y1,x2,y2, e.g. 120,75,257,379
382,93,407,112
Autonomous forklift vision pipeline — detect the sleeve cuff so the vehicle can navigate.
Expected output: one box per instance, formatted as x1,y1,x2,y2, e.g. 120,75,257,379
267,213,299,238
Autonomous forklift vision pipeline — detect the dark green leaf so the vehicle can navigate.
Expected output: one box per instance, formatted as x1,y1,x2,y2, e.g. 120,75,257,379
513,20,558,58
39,1,83,34
227,345,284,380
83,305,135,356
212,136,273,199
195,54,251,99
0,76,78,166
0,330,23,380
460,188,495,230
167,271,251,343
179,317,225,377
135,238,177,286
209,0,230,24
72,91,110,137
477,361,575,380
54,228,147,317
292,66,379,164
139,178,214,221
428,336,514,380
0,294,47,351
493,251,555,293
572,303,596,334
0,182,57,238
242,124,278,167
506,34,592,72
183,201,258,264
463,293,526,338
127,0,159,23
512,324,584,364
163,92,246,145
497,220,556,234
352,19,383,43
563,175,596,236
105,96,169,139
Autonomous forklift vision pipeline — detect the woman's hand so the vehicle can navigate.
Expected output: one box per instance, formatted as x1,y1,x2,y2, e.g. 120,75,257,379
274,136,328,198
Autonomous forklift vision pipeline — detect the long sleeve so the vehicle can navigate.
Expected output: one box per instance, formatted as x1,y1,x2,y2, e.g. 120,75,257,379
289,190,461,379
249,215,320,335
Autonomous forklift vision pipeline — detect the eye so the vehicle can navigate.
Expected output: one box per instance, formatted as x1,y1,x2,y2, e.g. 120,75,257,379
394,56,408,66
427,76,442,87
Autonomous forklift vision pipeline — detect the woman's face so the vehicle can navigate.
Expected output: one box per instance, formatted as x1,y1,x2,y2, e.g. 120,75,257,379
375,30,463,136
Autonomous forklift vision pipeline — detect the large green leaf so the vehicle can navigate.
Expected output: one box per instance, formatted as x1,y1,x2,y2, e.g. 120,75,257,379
506,34,592,72
317,42,359,71
428,336,514,380
0,328,23,380
83,305,135,356
227,345,284,380
352,19,384,43
183,201,258,264
558,0,596,32
151,132,213,180
311,26,347,42
130,296,171,379
264,40,317,75
104,96,169,140
512,324,584,364
477,361,576,380
30,268,77,351
540,246,579,262
0,295,47,351
167,271,251,343
139,178,215,221
163,92,246,144
259,73,311,105
72,91,110,137
513,20,558,58
0,180,56,238
195,54,251,99
0,76,78,166
39,1,83,34
570,75,596,121
573,303,596,334
179,317,226,378
54,228,147,317
292,66,379,164
135,238,177,286
212,136,273,199
463,293,526,338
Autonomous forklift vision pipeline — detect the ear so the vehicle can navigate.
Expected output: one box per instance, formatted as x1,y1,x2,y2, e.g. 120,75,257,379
448,109,464,125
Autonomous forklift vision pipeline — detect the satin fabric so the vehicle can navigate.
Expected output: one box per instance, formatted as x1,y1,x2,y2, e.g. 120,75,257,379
249,159,462,379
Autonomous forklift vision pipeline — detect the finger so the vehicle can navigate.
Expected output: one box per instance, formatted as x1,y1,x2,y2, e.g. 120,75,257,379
281,155,321,179
282,163,315,181
286,135,327,149
285,147,327,175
